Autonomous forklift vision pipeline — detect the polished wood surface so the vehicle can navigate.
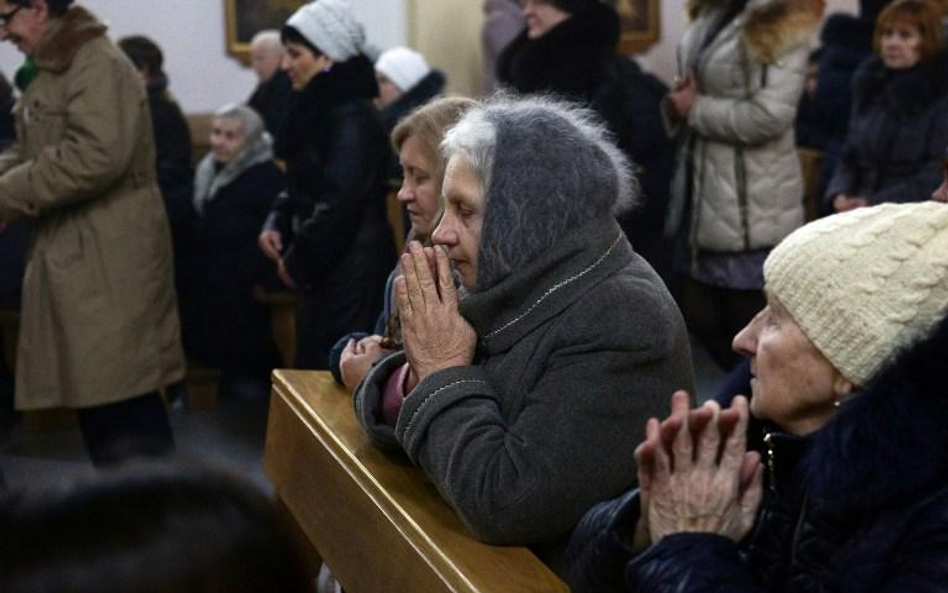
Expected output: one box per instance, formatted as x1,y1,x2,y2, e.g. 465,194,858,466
263,370,568,593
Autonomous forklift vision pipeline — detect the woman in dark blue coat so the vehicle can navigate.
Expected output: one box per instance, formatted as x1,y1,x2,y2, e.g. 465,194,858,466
826,0,948,212
566,201,948,593
258,0,396,370
187,105,282,383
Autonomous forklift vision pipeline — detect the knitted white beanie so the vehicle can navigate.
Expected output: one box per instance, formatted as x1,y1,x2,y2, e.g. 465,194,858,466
764,202,948,387
375,47,430,92
286,0,364,62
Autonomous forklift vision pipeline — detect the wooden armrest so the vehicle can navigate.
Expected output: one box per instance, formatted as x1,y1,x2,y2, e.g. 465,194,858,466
263,370,568,593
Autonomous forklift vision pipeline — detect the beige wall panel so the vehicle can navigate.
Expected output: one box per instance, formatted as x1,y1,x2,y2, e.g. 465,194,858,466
407,0,484,97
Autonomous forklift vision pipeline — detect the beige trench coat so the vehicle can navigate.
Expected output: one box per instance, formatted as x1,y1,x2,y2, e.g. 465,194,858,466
0,6,185,410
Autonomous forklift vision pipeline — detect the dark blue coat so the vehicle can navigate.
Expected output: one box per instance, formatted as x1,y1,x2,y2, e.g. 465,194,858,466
565,312,948,592
825,48,948,209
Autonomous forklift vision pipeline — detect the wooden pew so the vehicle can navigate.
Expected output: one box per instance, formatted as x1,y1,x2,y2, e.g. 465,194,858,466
263,370,569,593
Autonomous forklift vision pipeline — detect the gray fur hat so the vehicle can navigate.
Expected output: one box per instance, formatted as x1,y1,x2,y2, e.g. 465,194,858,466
286,0,365,62
442,94,638,290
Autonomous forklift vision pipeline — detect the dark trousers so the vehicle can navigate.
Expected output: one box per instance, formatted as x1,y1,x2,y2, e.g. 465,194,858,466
679,275,765,371
76,391,174,467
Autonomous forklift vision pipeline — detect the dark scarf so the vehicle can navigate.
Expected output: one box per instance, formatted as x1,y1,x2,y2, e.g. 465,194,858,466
496,2,619,99
274,53,378,160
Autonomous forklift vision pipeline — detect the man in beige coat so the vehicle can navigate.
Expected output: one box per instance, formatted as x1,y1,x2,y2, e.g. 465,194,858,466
0,0,185,466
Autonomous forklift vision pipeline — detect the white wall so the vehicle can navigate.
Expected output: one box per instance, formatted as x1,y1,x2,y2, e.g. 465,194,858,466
636,0,859,84
0,0,860,109
0,0,407,113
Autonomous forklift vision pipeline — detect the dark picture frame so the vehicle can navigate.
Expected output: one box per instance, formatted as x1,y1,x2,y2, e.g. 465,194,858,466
616,0,661,54
224,0,301,64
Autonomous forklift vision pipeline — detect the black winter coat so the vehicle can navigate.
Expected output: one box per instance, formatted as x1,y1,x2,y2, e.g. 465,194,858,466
186,161,283,376
565,312,948,593
825,48,948,208
248,69,293,144
266,55,395,291
496,4,673,235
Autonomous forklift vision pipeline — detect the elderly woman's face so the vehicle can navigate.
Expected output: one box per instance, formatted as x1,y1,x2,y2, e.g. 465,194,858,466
432,155,484,290
209,117,248,164
397,135,442,236
732,292,851,435
521,0,571,39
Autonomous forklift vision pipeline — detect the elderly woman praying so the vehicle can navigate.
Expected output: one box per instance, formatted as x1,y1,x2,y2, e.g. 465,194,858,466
567,201,948,592
353,95,694,576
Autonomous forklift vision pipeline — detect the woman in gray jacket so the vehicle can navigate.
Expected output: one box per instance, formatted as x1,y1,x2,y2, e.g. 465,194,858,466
354,96,694,576
664,0,823,369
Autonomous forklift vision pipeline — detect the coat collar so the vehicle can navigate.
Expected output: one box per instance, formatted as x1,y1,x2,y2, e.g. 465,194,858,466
852,47,948,117
688,0,824,63
460,216,632,355
32,6,106,73
496,2,619,96
804,311,948,517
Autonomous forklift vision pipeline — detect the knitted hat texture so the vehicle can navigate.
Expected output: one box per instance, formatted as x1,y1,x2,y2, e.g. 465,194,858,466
286,0,365,62
375,47,431,92
764,202,948,386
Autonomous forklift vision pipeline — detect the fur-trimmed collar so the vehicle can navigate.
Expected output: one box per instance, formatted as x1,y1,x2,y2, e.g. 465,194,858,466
804,312,948,517
496,2,619,97
32,5,106,73
379,69,445,131
689,0,824,62
852,47,948,117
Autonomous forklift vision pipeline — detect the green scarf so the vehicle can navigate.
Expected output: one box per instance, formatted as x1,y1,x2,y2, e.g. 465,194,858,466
14,56,37,92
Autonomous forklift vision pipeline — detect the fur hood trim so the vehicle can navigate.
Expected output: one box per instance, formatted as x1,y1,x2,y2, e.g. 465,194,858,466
805,311,948,517
33,6,107,73
689,0,825,63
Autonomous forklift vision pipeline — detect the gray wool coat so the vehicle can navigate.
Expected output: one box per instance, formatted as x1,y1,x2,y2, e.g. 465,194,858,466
354,216,694,571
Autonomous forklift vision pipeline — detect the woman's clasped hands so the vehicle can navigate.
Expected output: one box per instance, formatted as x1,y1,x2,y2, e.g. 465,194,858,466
632,391,764,550
395,241,476,391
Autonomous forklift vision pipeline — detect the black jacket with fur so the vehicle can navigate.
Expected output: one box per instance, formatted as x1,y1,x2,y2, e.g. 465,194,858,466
566,311,948,592
497,3,673,233
825,47,948,208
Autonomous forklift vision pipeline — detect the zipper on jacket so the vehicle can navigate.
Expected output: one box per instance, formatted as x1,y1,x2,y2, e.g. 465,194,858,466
734,146,751,250
763,432,777,494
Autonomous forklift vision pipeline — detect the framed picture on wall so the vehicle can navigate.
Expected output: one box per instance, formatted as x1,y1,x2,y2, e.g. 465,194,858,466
616,0,661,54
224,0,300,64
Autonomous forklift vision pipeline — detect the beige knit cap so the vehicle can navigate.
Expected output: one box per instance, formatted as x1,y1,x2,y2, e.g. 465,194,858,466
764,202,948,387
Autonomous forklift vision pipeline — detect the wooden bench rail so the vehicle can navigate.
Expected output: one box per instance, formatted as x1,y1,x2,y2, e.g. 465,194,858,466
263,370,568,593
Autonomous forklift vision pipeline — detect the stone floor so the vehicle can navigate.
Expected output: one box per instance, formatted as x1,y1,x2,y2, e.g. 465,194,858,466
0,339,727,495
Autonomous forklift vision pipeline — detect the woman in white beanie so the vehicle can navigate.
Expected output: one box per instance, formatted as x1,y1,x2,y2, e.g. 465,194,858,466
258,0,396,369
373,46,445,133
567,201,948,592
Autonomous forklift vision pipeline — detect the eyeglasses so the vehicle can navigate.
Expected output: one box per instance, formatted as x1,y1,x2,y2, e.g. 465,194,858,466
0,5,22,26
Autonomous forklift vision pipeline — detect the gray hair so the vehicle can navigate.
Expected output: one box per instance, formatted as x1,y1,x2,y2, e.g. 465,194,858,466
213,104,265,144
441,93,639,290
251,29,282,51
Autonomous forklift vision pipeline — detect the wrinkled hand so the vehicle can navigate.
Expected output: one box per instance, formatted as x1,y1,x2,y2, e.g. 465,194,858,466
340,335,392,392
259,229,283,262
833,194,868,213
277,258,297,290
666,73,698,120
396,241,476,383
636,392,763,545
